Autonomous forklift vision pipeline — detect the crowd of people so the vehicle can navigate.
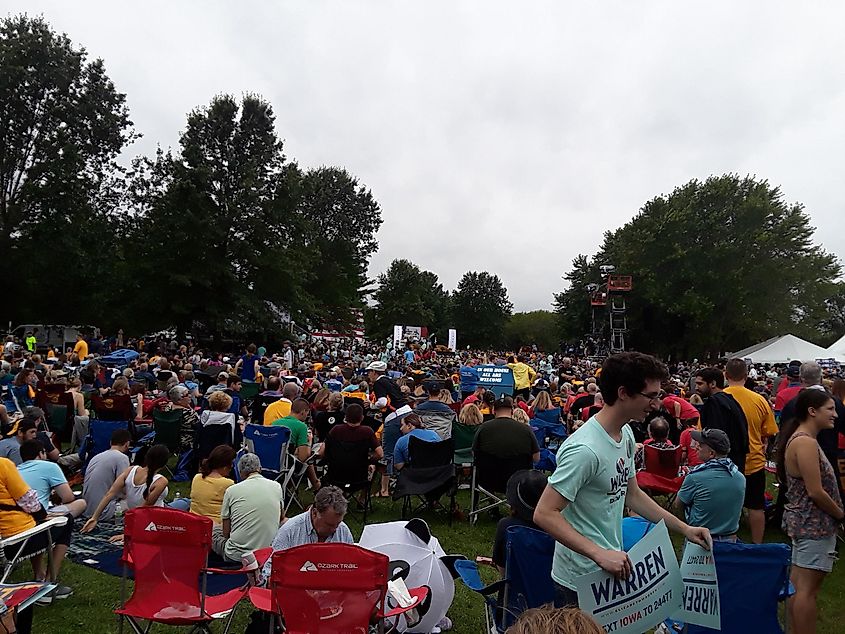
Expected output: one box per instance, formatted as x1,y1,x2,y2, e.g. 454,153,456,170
0,329,844,633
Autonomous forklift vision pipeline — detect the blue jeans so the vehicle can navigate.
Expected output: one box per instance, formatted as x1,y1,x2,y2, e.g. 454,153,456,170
167,497,191,511
553,581,579,608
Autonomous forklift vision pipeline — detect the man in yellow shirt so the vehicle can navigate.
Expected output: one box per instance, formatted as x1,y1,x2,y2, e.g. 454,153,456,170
73,333,88,360
723,358,778,544
262,382,299,425
507,355,537,401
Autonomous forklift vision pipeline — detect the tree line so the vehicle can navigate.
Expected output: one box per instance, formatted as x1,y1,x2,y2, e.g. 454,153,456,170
1,15,380,340
4,16,842,356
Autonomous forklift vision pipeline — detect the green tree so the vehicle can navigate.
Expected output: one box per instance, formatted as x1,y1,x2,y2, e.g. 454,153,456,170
365,259,450,339
451,271,513,348
553,254,601,341
556,175,841,358
503,310,559,351
126,95,312,337
297,166,382,330
0,15,134,325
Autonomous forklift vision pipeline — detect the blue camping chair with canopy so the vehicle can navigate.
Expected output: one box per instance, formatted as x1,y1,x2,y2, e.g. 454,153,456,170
455,525,555,633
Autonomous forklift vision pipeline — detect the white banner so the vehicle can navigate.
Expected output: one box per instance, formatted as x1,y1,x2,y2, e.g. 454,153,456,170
674,541,720,629
576,521,683,634
448,329,457,350
393,325,403,350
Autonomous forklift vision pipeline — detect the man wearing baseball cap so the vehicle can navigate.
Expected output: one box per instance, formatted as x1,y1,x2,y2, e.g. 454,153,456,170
675,429,746,542
366,361,407,412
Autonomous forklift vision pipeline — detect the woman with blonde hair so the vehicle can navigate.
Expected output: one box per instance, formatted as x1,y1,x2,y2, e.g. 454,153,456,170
511,408,530,425
529,391,553,418
458,403,483,427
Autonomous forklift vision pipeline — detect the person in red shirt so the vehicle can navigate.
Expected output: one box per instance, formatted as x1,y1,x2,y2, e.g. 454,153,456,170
775,364,802,416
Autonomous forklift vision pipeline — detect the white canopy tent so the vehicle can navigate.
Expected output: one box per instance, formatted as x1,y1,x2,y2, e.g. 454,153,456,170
825,333,845,363
730,334,833,364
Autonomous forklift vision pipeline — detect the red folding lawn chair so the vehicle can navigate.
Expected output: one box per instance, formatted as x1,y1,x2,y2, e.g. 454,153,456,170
249,543,429,633
636,444,685,507
117,507,270,634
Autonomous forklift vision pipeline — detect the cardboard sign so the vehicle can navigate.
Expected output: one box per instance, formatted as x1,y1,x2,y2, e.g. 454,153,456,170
576,521,683,634
674,541,720,629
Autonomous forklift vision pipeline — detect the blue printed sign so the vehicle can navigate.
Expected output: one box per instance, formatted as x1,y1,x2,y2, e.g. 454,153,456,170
576,521,683,634
467,365,515,398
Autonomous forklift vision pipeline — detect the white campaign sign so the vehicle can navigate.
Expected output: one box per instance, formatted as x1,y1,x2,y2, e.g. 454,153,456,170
393,325,403,349
674,541,720,629
447,329,457,351
576,521,683,634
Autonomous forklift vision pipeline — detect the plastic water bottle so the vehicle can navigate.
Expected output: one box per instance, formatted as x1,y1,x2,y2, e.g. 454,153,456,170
114,501,124,517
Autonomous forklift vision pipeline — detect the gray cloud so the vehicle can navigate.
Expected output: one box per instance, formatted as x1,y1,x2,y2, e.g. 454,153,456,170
16,1,845,310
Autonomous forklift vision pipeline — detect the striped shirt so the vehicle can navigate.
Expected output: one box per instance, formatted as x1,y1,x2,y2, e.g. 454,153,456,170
260,508,353,582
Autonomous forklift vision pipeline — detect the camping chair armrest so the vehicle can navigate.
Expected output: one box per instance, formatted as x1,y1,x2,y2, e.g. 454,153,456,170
206,547,274,575
0,515,68,548
454,559,507,596
380,586,429,618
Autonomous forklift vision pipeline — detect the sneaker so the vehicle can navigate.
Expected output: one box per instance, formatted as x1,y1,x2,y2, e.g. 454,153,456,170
436,616,453,631
52,585,73,600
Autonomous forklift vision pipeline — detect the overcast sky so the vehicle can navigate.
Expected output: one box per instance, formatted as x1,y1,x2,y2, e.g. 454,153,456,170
13,2,845,310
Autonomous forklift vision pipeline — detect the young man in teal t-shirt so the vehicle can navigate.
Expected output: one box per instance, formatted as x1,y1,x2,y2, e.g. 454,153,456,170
534,352,712,607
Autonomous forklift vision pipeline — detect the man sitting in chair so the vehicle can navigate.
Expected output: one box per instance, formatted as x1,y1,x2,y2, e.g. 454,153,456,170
260,486,353,583
213,453,284,564
18,440,87,518
675,429,745,543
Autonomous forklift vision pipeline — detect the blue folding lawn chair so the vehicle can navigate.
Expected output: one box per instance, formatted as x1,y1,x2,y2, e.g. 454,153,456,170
238,423,307,512
79,419,130,473
456,525,555,633
686,541,791,634
530,407,567,448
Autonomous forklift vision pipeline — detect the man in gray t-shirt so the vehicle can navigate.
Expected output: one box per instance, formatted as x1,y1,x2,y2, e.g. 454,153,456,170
82,430,132,520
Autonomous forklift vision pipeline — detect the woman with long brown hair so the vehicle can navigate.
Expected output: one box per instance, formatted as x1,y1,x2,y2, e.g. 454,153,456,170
776,388,843,634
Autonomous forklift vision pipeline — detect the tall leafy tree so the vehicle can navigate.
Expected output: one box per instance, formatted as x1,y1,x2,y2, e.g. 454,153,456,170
0,15,134,324
365,259,450,339
555,175,841,358
553,254,601,341
126,95,311,337
297,167,382,330
451,271,513,348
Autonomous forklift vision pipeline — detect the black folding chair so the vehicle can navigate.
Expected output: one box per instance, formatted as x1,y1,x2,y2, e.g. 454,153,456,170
322,439,375,524
393,437,457,525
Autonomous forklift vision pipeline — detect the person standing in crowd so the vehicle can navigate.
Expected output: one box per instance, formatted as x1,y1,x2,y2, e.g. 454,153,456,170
675,429,745,542
694,367,749,474
508,355,537,401
775,361,803,418
73,332,88,361
236,343,261,383
723,358,778,543
366,361,407,412
534,353,711,608
776,389,843,634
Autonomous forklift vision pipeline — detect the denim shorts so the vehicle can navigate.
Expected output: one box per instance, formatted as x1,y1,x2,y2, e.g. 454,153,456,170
792,535,838,573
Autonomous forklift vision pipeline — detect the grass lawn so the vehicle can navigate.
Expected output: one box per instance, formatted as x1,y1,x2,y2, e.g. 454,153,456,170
16,479,845,633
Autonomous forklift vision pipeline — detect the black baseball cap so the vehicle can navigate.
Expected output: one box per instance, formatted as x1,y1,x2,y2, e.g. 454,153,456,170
691,429,730,455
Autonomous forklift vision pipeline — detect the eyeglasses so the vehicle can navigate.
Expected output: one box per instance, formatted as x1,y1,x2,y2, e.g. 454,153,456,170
638,391,661,402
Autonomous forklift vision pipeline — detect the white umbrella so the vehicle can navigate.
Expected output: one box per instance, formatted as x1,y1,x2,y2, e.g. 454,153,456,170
359,519,454,633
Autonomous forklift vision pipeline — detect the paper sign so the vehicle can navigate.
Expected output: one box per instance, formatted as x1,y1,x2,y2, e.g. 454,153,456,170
674,541,720,629
576,521,683,634
448,328,457,351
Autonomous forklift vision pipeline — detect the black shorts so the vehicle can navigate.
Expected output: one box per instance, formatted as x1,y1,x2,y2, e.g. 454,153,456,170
744,469,766,510
2,514,73,561
513,388,530,401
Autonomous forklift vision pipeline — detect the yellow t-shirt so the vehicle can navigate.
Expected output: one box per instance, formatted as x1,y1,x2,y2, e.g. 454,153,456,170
0,458,36,537
189,473,234,523
263,398,292,425
724,385,779,475
73,339,89,359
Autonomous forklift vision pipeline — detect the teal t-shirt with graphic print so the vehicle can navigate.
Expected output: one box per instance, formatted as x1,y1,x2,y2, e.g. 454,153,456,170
548,416,636,589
